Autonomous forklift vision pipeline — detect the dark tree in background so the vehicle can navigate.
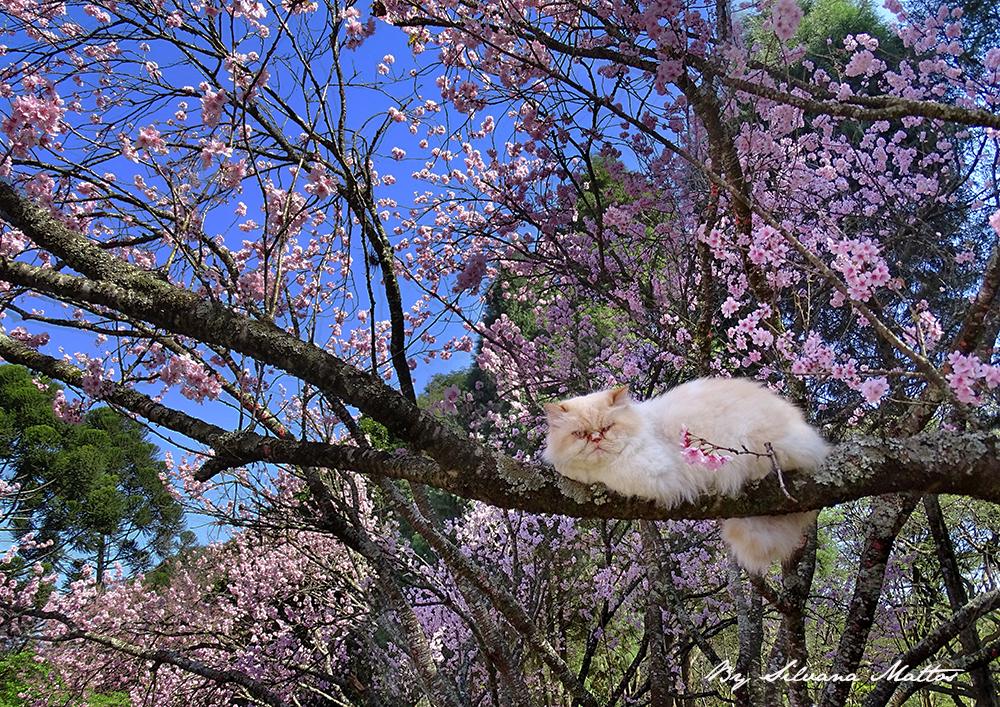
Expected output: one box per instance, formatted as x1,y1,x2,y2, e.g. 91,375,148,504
0,365,189,584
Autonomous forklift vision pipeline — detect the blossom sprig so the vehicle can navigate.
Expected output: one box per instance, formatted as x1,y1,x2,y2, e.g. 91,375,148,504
678,426,732,470
679,428,798,501
946,351,1000,404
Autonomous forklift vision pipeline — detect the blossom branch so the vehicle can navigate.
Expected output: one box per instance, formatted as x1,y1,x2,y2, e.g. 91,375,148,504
2,330,998,523
696,60,1000,131
17,608,289,707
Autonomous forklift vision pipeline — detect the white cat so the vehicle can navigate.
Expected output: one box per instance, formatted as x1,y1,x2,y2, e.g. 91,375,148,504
542,378,829,574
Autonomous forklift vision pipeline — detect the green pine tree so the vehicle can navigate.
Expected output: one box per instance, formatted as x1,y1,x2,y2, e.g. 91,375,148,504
0,365,191,584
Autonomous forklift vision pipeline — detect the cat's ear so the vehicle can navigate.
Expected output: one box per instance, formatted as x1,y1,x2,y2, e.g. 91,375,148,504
609,385,630,407
544,402,569,419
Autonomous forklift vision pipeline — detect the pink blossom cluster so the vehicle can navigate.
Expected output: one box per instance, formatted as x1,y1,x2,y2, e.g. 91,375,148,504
231,0,267,21
1,93,65,156
902,305,943,352
130,340,168,369
844,49,883,78
0,478,21,498
747,224,790,268
655,59,684,93
678,426,730,470
477,314,545,399
8,326,49,348
52,389,84,423
0,0,66,25
786,332,896,405
826,236,891,302
420,500,727,700
25,171,55,205
263,184,309,236
81,358,112,398
727,303,776,356
437,384,461,414
858,376,889,405
843,35,886,77
281,0,318,14
199,83,227,126
0,550,55,640
303,163,335,198
771,0,803,42
198,138,231,168
159,355,222,402
219,158,247,189
341,6,375,49
0,228,27,258
945,351,1000,404
135,125,167,154
453,251,487,293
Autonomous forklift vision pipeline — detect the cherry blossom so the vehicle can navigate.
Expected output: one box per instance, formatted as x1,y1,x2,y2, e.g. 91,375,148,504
0,0,996,703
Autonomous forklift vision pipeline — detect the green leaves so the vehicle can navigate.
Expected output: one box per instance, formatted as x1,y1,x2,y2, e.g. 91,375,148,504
0,365,186,583
0,651,129,707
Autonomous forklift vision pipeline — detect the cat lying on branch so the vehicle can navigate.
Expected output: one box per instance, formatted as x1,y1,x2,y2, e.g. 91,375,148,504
544,378,830,574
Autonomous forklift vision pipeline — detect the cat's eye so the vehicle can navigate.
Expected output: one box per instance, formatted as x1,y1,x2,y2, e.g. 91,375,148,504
600,424,613,434
572,430,588,439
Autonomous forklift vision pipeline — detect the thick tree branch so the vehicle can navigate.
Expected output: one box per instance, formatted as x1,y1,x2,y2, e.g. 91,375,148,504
201,427,1000,519
1,333,997,524
699,62,1000,131
0,181,482,472
862,589,1000,707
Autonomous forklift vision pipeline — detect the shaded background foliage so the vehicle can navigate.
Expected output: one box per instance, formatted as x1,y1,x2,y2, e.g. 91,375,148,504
0,365,189,584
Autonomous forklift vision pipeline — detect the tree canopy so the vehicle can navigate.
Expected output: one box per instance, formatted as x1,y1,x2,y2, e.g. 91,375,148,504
0,0,997,704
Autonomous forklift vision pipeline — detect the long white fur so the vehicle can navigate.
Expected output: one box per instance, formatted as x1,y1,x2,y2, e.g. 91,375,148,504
542,378,829,574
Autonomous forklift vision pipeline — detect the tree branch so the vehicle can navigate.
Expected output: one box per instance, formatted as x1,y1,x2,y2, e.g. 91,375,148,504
698,61,1000,130
2,332,997,524
862,589,1000,707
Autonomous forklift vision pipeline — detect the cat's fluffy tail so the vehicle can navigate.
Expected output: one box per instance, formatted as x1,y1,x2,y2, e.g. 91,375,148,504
721,512,817,575
720,419,828,574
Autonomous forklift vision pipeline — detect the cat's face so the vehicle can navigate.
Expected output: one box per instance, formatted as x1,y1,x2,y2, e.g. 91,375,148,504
542,386,642,470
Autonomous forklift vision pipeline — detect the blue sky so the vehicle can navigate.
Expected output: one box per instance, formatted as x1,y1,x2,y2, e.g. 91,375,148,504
1,6,485,549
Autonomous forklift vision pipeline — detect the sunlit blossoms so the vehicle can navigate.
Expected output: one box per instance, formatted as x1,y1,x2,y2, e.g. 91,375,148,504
200,84,227,126
0,0,996,705
1,93,64,156
135,125,167,154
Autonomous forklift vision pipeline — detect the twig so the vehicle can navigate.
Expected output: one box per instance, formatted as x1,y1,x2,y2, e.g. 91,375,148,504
765,442,798,503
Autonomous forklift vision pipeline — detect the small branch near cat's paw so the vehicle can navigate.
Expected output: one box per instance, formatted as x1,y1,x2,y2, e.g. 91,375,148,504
764,442,798,503
683,431,771,462
679,428,733,469
682,433,798,503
